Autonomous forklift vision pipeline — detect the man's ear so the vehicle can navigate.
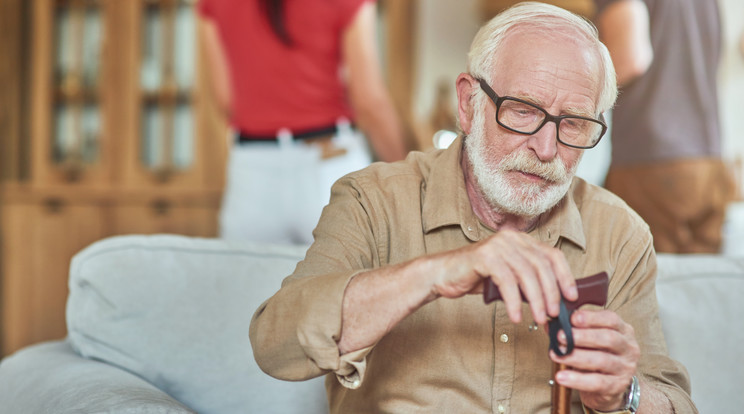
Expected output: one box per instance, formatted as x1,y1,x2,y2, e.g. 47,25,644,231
456,73,477,135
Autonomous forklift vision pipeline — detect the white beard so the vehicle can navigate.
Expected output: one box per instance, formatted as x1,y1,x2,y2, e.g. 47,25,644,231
464,98,579,218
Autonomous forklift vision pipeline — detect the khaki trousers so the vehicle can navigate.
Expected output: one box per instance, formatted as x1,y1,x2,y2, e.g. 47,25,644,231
605,159,736,254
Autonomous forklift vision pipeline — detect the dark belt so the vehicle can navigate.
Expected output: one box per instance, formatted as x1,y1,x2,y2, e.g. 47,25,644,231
237,124,348,143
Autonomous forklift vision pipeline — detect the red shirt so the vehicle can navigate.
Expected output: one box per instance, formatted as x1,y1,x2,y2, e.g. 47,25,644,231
198,0,369,136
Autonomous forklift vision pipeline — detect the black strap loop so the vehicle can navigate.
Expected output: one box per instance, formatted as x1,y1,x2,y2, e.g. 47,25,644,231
549,299,574,357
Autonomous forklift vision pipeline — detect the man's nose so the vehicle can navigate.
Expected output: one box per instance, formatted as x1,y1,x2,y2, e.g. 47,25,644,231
526,120,559,162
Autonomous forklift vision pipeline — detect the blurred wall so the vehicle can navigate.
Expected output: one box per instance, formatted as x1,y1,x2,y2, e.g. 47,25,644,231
413,0,480,125
719,0,744,163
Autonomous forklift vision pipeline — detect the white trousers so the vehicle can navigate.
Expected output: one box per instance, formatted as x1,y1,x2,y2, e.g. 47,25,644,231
219,128,372,245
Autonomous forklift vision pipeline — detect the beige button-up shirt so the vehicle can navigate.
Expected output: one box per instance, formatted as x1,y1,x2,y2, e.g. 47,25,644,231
250,137,695,413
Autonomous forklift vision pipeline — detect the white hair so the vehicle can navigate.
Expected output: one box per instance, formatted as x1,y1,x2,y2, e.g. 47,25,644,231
467,1,617,114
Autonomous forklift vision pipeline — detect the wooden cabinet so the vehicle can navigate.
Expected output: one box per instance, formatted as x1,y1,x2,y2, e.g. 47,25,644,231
1,0,226,356
1,191,109,353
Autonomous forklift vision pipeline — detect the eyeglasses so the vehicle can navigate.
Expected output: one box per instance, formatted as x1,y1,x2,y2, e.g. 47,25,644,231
476,78,607,149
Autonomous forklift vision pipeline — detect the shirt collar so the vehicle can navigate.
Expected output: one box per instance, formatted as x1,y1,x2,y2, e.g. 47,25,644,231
421,135,588,250
421,136,482,241
532,180,587,251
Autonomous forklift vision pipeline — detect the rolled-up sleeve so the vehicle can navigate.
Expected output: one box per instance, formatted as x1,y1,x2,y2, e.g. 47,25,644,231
249,270,375,385
249,175,382,386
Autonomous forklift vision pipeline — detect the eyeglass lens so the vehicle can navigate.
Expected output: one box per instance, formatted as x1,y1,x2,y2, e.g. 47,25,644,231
497,99,603,148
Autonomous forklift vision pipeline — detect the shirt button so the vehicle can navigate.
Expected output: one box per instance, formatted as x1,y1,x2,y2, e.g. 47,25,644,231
497,404,506,413
500,333,509,343
467,225,473,232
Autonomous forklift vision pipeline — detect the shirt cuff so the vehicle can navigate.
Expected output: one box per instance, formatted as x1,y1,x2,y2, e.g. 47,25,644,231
334,345,373,389
293,270,375,387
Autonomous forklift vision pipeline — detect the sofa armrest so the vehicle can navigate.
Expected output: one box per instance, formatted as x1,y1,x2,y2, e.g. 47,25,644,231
66,235,329,413
0,339,195,414
656,253,744,413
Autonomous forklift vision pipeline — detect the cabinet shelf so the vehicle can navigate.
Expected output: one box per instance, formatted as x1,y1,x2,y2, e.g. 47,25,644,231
141,89,192,105
54,85,100,103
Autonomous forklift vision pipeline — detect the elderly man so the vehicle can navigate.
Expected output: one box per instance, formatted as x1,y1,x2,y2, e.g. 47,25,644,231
250,2,695,413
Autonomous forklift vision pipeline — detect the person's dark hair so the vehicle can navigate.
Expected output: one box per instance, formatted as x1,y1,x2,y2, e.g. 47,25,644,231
260,0,292,46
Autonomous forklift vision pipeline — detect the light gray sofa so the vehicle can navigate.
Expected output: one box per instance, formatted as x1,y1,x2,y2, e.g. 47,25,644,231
0,234,742,413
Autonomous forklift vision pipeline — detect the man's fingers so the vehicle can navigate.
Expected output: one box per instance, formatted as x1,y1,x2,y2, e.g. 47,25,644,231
478,230,575,324
554,368,629,397
554,314,639,360
491,270,524,323
513,235,573,318
572,310,635,337
548,247,577,302
550,347,634,377
532,256,561,318
506,258,548,325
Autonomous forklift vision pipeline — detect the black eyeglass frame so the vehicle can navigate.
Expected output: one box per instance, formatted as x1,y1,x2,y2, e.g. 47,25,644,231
476,78,608,149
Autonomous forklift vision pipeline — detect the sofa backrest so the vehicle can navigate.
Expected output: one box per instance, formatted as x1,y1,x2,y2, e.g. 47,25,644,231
66,235,744,413
656,253,744,413
66,234,328,414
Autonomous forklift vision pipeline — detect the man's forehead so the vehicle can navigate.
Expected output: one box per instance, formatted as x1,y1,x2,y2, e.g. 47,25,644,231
500,23,593,49
506,90,596,117
495,26,596,64
490,28,602,113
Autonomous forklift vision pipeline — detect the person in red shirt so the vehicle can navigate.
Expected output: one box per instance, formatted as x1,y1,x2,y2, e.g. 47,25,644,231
198,0,407,244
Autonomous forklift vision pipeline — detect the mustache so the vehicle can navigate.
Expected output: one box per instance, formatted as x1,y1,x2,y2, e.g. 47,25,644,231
497,151,569,183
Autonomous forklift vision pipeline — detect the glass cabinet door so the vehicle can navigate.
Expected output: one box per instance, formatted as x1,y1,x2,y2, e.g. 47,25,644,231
30,0,219,188
140,0,196,180
51,0,104,180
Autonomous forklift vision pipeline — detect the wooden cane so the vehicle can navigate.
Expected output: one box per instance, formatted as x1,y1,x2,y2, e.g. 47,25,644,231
551,362,571,414
484,272,610,414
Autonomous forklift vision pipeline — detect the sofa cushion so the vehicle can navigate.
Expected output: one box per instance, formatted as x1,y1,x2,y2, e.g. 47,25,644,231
66,234,329,414
656,253,744,413
0,340,195,413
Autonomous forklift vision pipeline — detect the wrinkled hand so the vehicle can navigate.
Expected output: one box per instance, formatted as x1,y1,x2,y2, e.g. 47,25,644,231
551,309,640,411
431,229,578,325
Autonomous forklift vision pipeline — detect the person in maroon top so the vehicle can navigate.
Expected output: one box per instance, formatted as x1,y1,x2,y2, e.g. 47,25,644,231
198,0,407,244
593,0,735,253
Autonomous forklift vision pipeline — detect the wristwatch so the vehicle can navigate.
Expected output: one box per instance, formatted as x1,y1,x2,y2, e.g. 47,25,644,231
624,375,641,413
593,375,640,414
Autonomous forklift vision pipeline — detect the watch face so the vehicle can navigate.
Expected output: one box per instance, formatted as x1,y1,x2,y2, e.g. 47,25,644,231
628,376,641,413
